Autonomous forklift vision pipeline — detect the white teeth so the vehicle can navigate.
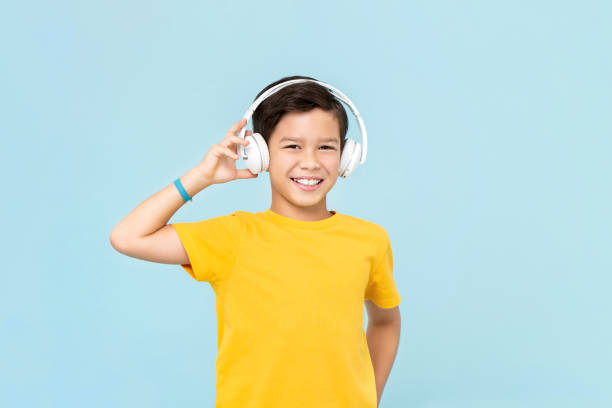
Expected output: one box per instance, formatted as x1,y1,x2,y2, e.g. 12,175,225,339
293,178,321,186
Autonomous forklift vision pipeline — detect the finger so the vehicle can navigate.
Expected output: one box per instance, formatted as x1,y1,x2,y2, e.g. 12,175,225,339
220,135,249,149
228,118,247,135
235,169,258,179
219,136,249,153
217,145,239,160
231,135,250,145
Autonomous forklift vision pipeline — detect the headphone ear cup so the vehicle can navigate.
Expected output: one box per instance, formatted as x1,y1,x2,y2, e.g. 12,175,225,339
243,132,269,174
339,139,361,178
339,139,354,177
256,133,270,171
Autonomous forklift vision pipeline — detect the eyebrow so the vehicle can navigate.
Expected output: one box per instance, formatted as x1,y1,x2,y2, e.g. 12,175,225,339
279,137,339,144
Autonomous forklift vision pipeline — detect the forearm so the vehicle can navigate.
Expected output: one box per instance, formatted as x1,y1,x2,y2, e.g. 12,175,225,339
366,319,401,406
110,165,211,242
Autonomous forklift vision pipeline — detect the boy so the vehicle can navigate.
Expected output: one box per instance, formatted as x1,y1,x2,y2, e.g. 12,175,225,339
110,75,402,407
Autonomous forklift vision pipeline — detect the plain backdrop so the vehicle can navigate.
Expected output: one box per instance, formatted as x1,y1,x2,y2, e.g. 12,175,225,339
1,1,611,407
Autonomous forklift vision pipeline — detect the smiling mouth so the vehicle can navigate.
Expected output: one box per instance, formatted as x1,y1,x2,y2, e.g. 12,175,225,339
290,178,324,185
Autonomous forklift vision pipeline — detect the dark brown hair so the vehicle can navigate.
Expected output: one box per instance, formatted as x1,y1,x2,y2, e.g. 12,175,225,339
252,75,348,152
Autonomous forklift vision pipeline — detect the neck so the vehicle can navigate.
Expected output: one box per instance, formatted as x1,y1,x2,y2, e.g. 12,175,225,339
269,198,333,222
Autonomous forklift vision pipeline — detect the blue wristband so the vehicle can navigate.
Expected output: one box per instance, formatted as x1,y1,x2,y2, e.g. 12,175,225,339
173,178,192,203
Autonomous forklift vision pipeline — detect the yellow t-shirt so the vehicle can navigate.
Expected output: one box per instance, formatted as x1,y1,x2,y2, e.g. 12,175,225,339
171,209,401,408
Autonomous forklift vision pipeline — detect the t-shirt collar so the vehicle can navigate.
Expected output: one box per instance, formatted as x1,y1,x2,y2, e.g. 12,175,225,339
262,209,340,230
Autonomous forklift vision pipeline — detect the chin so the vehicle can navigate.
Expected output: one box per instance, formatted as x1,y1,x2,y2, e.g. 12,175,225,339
291,198,325,208
285,191,328,208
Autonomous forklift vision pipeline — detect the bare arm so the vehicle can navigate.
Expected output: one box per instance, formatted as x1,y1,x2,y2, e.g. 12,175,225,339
108,166,212,263
109,119,257,263
365,300,401,407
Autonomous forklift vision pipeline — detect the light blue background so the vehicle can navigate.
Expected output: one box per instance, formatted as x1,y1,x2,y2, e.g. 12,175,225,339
1,1,610,407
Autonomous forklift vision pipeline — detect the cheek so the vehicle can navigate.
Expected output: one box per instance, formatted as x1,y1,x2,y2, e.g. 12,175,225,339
269,155,292,173
323,155,341,172
268,159,293,182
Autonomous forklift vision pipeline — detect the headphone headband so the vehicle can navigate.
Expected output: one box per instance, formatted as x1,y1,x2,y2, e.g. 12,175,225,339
238,79,368,164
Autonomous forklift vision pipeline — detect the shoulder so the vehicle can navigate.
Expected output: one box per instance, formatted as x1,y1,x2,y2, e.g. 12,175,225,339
339,214,393,265
226,210,261,229
187,210,250,230
338,213,389,238
231,210,257,222
203,210,254,220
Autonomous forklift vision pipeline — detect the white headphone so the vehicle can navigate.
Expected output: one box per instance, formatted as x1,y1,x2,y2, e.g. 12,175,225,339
237,79,368,178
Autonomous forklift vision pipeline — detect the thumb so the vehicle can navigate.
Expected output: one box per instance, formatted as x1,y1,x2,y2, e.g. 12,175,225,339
236,169,259,179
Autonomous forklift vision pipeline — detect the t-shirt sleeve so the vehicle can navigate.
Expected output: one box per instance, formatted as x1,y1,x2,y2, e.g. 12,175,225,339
365,230,402,308
170,212,242,283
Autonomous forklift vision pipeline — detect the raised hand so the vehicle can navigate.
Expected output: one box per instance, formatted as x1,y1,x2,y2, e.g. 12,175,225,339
195,118,259,185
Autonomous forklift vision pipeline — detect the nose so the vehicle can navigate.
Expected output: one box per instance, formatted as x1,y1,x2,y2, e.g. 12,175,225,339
299,148,321,169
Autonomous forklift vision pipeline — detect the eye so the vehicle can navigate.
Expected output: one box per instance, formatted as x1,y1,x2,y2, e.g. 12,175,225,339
284,145,300,149
320,145,335,150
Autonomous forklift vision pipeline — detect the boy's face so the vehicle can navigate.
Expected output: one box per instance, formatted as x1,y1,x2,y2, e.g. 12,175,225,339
267,108,341,217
